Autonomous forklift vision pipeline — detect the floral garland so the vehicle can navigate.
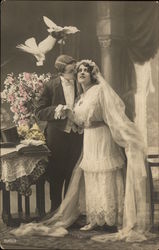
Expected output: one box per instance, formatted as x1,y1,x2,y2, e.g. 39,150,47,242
76,59,96,69
1,72,51,126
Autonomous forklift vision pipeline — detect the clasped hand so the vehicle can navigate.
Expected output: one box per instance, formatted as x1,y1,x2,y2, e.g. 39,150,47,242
54,104,74,121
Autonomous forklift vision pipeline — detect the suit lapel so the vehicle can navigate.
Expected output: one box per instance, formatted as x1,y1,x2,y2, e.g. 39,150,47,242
54,77,66,105
59,80,66,105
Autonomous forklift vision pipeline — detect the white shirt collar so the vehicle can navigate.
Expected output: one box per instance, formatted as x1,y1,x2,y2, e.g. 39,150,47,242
60,76,74,86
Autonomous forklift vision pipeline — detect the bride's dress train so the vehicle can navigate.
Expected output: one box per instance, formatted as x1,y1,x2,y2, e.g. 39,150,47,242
11,155,85,237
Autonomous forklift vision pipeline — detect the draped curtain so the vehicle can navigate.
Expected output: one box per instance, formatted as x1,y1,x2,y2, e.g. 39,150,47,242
124,1,159,139
125,1,159,63
117,1,159,121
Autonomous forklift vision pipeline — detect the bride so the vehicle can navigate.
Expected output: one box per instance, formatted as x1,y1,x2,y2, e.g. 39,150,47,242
11,60,152,242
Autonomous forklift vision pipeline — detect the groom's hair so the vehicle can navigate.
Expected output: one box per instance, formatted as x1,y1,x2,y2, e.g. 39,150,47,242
55,55,76,73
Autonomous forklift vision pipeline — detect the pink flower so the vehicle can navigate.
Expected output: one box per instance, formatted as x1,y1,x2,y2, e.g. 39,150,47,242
11,106,18,113
18,119,29,126
19,86,25,96
24,72,31,81
8,94,15,103
2,72,51,126
20,106,27,113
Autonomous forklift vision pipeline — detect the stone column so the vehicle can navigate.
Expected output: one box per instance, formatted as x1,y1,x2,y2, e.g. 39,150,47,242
96,1,125,92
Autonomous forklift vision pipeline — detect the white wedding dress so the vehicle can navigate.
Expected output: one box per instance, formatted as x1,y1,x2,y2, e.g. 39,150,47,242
73,84,125,227
11,73,153,242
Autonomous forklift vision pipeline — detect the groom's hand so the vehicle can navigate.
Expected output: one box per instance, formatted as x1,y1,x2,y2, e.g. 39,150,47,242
54,104,68,119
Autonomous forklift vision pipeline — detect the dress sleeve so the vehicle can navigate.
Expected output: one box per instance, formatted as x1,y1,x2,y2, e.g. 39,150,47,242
72,110,84,128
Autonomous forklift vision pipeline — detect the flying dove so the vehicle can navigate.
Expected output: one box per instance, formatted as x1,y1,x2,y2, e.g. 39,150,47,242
43,16,80,44
16,35,56,66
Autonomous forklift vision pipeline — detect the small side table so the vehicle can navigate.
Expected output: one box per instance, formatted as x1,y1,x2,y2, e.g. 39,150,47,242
0,147,50,226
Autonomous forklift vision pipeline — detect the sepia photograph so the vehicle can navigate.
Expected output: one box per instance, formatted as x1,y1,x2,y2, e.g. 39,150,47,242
0,1,159,249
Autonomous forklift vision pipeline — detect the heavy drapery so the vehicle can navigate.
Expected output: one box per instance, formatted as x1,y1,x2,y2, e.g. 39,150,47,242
125,1,159,64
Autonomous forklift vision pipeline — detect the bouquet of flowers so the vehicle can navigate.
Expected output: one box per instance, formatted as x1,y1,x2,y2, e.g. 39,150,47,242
1,72,51,141
1,72,51,126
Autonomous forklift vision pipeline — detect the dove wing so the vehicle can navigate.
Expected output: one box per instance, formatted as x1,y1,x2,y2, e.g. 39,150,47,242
16,44,37,54
43,16,58,29
25,38,39,50
43,16,63,32
38,35,56,53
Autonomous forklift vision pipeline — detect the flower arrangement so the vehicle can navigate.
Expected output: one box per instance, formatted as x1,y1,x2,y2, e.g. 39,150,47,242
1,72,51,141
1,72,51,126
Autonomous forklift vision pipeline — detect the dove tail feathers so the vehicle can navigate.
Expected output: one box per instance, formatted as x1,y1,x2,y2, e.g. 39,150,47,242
16,44,24,49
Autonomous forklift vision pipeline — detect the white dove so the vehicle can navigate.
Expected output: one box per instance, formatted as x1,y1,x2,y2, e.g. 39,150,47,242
16,35,56,66
43,16,80,44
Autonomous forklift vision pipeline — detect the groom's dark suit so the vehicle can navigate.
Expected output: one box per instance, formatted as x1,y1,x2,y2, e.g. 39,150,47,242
35,76,83,211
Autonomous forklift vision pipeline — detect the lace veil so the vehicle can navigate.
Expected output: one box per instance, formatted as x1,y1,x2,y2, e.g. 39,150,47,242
95,73,152,239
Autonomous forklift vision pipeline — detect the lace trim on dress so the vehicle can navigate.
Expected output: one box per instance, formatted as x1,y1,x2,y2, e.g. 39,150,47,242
84,170,124,227
87,209,118,226
87,210,124,227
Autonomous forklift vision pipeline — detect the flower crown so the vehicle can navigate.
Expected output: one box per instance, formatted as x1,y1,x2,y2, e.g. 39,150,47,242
76,59,96,69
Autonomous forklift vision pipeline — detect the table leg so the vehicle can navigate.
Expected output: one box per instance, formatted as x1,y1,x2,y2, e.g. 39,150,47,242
2,184,11,225
36,176,45,218
147,163,154,229
25,196,30,219
17,193,23,217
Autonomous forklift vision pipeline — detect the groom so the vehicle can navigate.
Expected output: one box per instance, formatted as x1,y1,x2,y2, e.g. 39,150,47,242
35,55,83,212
